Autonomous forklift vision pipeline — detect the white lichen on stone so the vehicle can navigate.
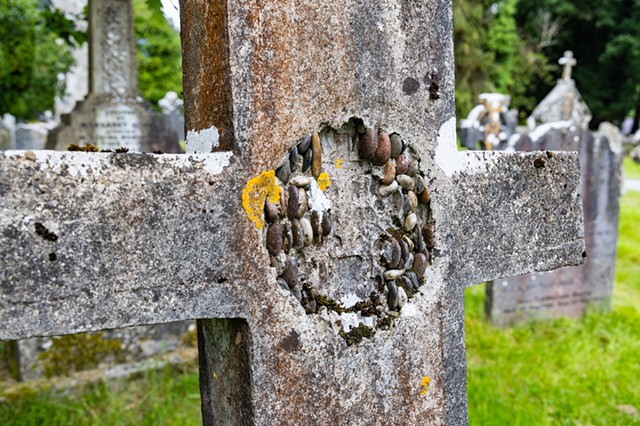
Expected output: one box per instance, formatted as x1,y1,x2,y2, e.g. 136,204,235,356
185,125,219,153
156,152,233,175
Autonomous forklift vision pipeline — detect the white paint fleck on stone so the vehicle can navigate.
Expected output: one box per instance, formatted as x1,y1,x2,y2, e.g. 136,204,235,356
435,116,484,177
156,152,233,175
308,179,331,212
185,125,219,153
361,315,377,328
339,312,359,332
401,303,418,317
339,293,362,309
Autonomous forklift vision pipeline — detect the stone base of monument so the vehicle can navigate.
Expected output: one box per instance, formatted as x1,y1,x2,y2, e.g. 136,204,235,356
5,320,193,381
46,95,181,154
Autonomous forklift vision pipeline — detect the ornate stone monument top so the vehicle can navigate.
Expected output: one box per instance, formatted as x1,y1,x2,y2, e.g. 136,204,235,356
528,50,591,130
47,0,179,153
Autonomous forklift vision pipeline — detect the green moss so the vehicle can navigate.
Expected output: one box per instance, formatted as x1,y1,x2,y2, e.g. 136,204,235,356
37,333,123,378
2,341,20,381
376,315,394,330
67,144,99,152
385,228,406,241
302,284,345,314
339,324,373,346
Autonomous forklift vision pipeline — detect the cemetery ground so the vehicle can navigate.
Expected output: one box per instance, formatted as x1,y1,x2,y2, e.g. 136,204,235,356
0,164,638,425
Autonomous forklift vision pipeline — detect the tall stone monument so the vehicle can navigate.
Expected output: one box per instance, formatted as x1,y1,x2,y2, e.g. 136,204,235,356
47,0,179,152
486,52,623,326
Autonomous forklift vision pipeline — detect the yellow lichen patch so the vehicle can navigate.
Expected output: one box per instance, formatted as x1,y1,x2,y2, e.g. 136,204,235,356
242,170,281,229
335,158,342,169
317,172,331,191
420,376,431,395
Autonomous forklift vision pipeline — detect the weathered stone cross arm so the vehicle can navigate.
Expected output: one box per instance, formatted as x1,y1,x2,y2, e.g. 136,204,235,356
434,138,586,287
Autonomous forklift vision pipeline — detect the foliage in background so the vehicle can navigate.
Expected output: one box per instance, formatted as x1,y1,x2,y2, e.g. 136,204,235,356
624,156,640,180
516,0,640,129
134,0,182,109
453,0,553,122
0,0,83,120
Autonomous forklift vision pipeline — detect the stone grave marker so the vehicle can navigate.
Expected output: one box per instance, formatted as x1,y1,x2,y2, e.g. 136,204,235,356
487,125,622,325
47,0,179,153
459,93,516,151
486,55,623,326
1,1,584,423
0,114,15,150
527,51,592,130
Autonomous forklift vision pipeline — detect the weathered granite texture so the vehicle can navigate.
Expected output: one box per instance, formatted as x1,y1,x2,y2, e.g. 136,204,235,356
0,0,585,424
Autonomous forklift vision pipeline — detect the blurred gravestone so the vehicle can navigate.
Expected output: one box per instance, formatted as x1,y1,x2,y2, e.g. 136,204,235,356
11,321,194,381
0,114,15,150
15,122,56,150
47,0,179,153
159,91,185,143
486,52,623,326
527,50,592,131
1,0,585,423
51,0,89,118
8,0,184,383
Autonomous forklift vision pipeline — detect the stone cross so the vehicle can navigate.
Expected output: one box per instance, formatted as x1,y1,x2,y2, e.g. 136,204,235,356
1,1,584,424
559,50,577,80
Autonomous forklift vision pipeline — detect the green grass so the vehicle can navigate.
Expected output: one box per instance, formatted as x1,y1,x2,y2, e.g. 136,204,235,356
624,156,640,180
0,364,201,426
465,189,640,425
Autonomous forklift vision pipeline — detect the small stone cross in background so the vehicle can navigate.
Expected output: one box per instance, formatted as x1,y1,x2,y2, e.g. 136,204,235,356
559,50,577,80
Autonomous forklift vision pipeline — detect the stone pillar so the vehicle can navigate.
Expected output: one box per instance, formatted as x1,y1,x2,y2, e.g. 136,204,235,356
89,0,138,100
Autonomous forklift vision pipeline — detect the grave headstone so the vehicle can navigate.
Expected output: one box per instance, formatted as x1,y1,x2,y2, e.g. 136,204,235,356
11,321,193,380
47,0,179,153
52,0,89,118
0,0,585,423
485,55,623,326
0,114,15,150
15,122,56,150
159,91,185,143
487,125,622,325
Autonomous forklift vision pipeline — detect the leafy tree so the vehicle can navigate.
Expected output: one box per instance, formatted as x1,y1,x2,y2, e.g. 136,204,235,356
453,0,553,121
516,0,640,129
133,0,182,109
0,0,82,120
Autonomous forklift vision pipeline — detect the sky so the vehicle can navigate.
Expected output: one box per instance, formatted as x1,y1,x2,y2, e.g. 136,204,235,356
161,0,180,29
